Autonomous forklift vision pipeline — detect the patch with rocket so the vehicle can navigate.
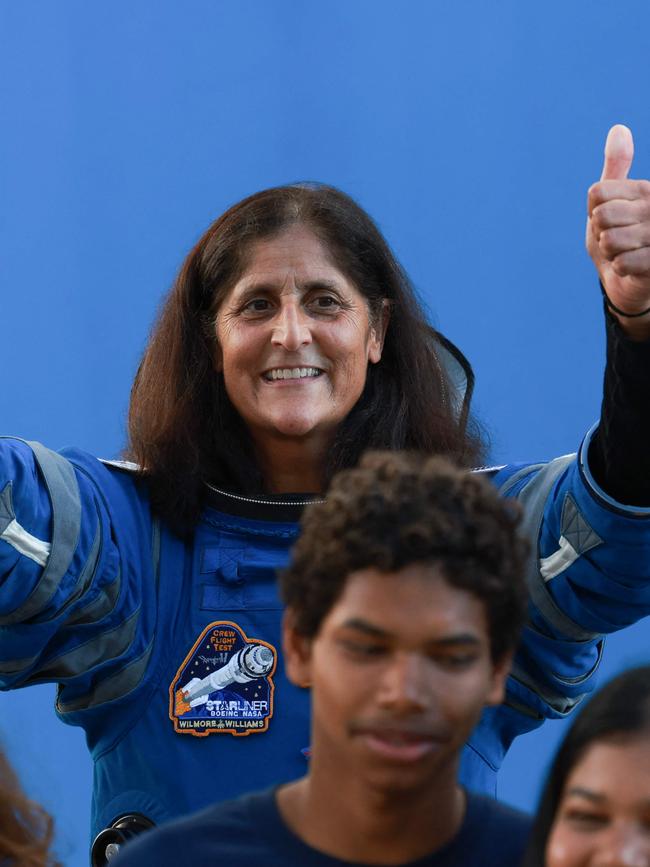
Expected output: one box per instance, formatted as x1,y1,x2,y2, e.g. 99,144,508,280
169,621,277,737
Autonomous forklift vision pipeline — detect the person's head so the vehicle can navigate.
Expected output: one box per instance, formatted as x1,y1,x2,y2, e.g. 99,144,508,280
279,451,528,795
0,748,59,866
523,666,650,867
126,184,482,531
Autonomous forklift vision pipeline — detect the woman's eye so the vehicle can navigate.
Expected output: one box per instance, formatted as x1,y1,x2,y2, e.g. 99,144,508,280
243,298,272,314
564,810,608,828
310,295,340,311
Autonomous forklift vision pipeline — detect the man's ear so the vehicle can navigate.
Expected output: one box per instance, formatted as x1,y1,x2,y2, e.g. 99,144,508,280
282,609,313,689
485,650,514,707
368,299,391,365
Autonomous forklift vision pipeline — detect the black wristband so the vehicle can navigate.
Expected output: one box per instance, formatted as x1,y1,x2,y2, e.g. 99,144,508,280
601,283,650,318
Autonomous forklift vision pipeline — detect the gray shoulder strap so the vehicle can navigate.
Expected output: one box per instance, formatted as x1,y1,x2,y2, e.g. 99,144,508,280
0,441,81,625
498,455,599,642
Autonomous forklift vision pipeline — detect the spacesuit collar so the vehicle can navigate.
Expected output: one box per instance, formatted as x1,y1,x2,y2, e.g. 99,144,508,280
204,483,323,522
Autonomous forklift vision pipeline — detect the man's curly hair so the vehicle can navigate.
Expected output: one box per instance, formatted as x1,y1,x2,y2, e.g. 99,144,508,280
280,452,529,661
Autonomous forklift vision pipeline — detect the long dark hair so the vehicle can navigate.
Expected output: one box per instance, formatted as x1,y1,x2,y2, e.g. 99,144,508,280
522,665,650,867
126,183,484,532
0,748,60,866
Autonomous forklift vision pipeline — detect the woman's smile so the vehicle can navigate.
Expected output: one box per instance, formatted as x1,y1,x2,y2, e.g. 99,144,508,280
262,367,324,382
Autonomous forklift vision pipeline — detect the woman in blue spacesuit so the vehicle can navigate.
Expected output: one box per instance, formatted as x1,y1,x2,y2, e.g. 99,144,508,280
1,125,650,863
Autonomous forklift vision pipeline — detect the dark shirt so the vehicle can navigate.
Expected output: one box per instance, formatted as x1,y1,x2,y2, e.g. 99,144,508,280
114,787,531,867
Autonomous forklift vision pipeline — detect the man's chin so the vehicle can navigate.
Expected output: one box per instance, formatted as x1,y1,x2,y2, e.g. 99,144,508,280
360,765,441,799
352,743,458,797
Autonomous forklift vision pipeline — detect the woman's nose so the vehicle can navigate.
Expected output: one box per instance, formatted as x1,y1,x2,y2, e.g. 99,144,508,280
270,302,312,351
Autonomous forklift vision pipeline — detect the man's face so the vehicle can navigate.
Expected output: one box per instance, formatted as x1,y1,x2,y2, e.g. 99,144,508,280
284,563,511,795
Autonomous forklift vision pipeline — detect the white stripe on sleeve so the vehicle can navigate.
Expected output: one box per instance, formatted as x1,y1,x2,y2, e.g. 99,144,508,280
0,518,51,567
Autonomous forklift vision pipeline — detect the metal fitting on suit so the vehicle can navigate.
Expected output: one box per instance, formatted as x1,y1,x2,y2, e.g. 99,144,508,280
90,813,155,865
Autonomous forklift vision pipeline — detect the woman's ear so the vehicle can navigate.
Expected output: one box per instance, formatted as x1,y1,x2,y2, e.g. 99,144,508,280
213,328,223,372
211,310,223,372
282,609,313,689
369,299,391,364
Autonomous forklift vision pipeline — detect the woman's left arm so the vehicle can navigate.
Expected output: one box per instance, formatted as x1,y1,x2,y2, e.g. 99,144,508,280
490,126,650,725
460,128,650,777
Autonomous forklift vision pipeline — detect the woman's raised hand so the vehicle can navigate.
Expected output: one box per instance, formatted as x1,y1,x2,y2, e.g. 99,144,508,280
587,124,650,338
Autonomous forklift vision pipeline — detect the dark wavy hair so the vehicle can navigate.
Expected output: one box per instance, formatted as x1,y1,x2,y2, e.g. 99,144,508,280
126,184,484,533
280,451,528,662
522,665,650,867
0,748,60,866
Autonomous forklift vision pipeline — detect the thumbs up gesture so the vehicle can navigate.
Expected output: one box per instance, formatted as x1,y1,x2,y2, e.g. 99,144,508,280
587,125,650,336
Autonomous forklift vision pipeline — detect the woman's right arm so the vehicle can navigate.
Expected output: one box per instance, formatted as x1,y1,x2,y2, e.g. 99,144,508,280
0,438,157,718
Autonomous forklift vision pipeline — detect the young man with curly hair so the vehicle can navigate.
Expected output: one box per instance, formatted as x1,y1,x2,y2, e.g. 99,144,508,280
115,453,532,866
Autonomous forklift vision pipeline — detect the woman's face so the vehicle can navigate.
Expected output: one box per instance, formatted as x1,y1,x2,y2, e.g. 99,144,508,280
215,224,384,461
546,737,650,867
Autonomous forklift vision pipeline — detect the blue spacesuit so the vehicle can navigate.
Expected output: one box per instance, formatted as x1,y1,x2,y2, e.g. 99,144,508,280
1,426,649,842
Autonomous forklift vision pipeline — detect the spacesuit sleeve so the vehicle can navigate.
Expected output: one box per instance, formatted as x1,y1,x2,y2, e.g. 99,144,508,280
492,436,650,722
0,437,157,716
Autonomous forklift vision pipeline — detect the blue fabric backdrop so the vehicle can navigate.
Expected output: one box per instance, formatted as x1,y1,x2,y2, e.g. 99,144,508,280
1,2,649,863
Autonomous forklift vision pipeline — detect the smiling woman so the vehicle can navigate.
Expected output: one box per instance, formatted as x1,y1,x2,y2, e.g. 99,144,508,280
2,176,650,863
522,666,650,867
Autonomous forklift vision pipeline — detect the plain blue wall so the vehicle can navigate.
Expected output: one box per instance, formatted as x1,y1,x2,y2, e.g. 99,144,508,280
1,2,649,864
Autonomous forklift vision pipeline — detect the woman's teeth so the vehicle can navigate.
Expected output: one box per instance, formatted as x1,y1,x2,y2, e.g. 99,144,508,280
265,367,322,381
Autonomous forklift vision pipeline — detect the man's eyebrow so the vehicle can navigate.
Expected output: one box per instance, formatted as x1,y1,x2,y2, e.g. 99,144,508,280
340,618,390,638
339,619,481,647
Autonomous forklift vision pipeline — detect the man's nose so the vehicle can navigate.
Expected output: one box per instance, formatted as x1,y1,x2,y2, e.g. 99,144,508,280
593,824,650,867
377,654,429,713
270,301,312,351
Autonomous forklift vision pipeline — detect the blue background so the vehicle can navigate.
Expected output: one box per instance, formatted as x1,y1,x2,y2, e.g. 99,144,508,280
1,2,649,863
